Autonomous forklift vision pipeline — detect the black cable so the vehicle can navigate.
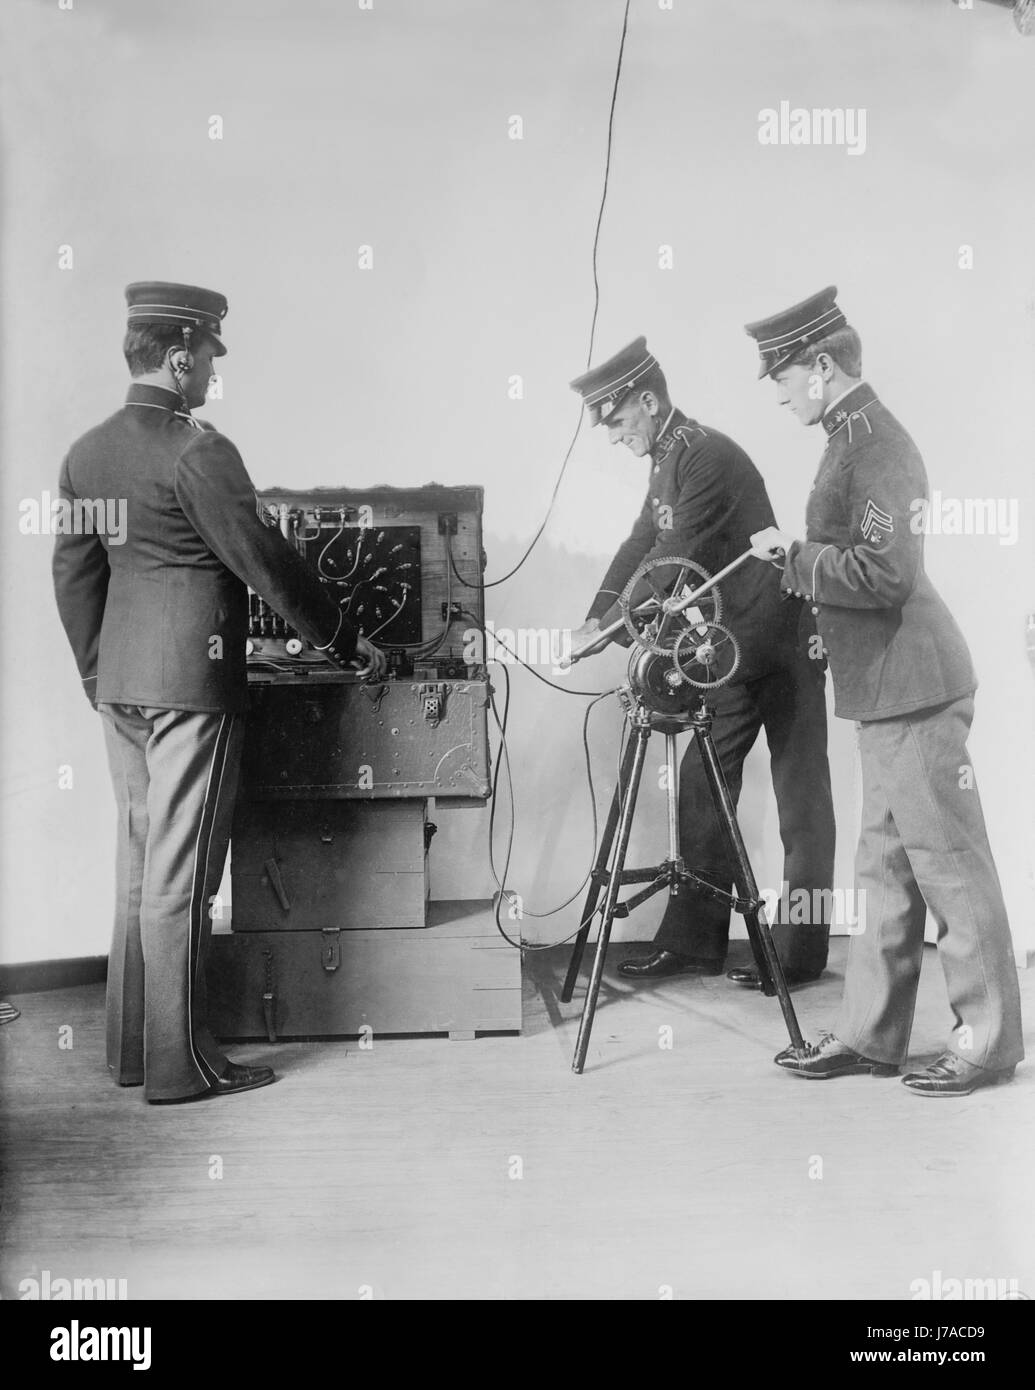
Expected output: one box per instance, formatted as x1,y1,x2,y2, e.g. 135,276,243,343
586,0,631,367
453,0,632,593
457,599,611,698
487,664,616,951
491,683,610,921
473,603,617,942
457,589,620,946
487,661,520,946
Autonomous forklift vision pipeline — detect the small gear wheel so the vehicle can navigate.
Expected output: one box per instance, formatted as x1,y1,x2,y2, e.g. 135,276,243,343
620,556,723,656
671,621,741,688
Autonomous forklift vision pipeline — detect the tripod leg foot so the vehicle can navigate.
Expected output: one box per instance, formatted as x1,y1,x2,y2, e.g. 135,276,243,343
571,724,652,1074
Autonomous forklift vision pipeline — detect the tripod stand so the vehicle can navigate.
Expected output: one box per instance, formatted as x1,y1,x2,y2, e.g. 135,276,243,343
560,690,806,1075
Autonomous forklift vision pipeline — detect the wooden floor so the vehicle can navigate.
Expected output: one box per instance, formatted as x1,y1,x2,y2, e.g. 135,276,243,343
1,940,1033,1301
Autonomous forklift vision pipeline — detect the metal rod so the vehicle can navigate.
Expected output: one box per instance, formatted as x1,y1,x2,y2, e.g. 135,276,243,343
571,720,651,1074
664,548,757,614
563,549,760,666
665,733,680,868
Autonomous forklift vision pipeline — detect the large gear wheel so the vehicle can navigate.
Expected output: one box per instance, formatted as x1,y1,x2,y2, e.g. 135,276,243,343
671,621,741,689
619,556,723,656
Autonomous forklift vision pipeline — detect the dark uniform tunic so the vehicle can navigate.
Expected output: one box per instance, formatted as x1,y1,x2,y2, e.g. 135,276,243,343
52,383,355,1099
783,383,975,721
781,382,1022,1068
588,408,835,969
53,383,351,712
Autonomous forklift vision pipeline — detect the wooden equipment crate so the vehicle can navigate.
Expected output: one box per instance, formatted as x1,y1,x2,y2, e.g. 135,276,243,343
207,481,521,1040
240,678,491,802
208,900,521,1040
230,800,429,933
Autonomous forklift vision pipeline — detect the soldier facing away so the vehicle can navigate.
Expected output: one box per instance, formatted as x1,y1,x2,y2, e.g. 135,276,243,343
52,281,385,1103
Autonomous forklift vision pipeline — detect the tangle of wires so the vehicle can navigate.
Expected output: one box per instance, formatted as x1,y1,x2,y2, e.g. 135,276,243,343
459,599,620,952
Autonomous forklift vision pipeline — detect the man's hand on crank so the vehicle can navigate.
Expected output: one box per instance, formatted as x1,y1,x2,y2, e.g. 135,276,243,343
749,526,797,561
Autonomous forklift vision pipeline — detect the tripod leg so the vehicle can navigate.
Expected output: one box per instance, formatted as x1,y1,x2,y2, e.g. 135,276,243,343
560,727,639,1003
694,721,805,1052
572,722,652,1074
665,732,680,867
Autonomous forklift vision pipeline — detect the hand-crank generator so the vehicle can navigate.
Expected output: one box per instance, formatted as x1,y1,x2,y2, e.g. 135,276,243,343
561,551,807,1073
207,483,522,1042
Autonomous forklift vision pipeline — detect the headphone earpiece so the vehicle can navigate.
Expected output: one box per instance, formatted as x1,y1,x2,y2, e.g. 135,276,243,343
176,325,194,376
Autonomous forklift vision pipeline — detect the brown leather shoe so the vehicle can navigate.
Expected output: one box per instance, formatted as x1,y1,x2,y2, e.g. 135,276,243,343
901,1052,1016,1097
774,1032,899,1079
618,950,723,979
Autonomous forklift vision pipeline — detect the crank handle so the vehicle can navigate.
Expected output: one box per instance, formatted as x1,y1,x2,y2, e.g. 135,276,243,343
564,550,767,665
560,600,659,668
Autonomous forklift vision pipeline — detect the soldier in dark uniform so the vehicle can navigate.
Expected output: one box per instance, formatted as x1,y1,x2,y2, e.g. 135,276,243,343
568,338,835,983
745,286,1023,1095
52,282,385,1103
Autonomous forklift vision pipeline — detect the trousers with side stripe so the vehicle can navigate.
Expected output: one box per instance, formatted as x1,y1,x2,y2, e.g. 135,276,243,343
99,703,243,1101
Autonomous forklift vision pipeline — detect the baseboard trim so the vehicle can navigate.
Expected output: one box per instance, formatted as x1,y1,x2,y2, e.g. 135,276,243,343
0,956,107,995
0,939,1028,996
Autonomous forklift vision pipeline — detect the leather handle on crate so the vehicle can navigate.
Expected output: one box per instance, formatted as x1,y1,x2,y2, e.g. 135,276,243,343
264,857,292,911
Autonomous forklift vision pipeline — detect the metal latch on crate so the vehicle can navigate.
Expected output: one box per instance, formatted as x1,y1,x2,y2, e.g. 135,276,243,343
321,928,341,973
262,948,277,1043
418,682,447,727
362,682,389,713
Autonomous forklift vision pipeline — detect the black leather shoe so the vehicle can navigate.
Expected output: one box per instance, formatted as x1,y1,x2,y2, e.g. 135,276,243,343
728,966,823,989
618,950,722,979
209,1061,276,1095
148,1061,276,1104
774,1032,899,1079
901,1052,1015,1097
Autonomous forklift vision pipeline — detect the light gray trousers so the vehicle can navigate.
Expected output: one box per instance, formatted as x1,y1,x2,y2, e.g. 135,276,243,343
837,696,1023,1071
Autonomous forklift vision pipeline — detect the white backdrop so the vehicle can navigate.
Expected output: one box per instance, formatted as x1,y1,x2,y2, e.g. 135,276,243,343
1,0,1032,962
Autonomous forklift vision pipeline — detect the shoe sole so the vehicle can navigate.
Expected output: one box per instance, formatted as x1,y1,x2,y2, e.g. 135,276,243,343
732,977,822,990
619,973,723,981
778,1062,899,1079
148,1074,276,1104
618,966,723,980
209,1073,277,1097
902,1070,1016,1097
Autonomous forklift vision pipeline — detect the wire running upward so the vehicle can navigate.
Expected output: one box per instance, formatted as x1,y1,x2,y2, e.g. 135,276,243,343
454,0,632,593
585,0,630,370
488,660,618,951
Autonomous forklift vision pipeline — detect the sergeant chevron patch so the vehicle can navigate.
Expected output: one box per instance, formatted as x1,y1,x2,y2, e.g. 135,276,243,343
861,499,894,543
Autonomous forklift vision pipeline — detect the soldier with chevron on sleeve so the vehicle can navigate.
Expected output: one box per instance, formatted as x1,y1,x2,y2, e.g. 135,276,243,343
745,286,1023,1095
